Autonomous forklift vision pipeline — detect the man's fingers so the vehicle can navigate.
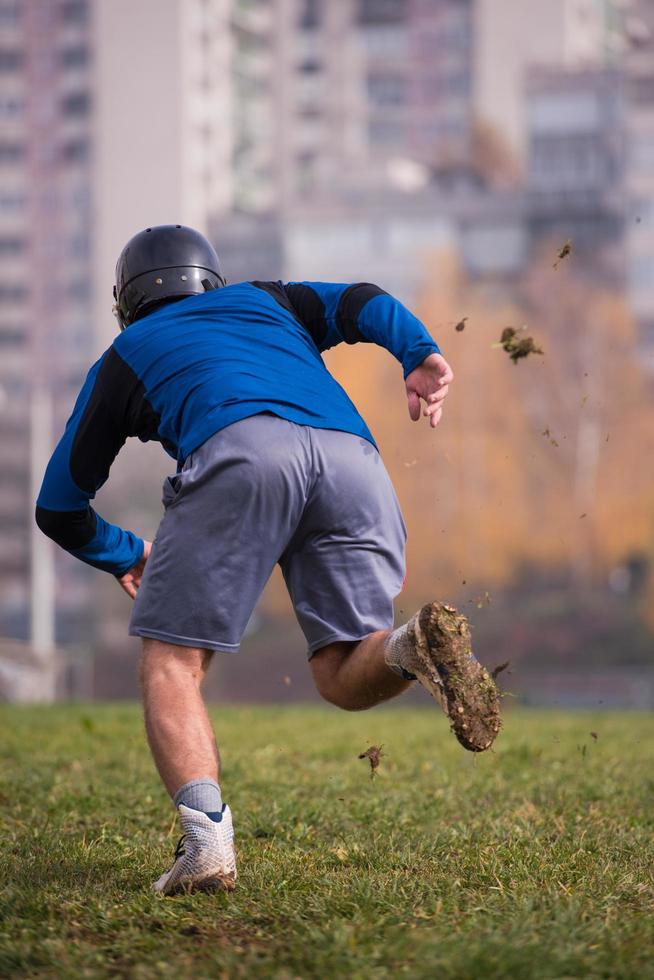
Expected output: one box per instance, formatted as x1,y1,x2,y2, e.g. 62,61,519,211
426,385,449,405
407,389,421,421
424,396,447,417
429,406,443,428
118,576,137,599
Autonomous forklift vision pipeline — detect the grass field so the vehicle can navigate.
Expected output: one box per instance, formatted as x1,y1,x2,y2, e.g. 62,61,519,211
1,703,653,979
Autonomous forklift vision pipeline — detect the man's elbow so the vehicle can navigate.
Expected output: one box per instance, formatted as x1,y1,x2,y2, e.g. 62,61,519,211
35,504,96,551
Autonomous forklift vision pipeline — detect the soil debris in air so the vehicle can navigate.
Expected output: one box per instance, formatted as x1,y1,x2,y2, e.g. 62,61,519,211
496,326,543,364
553,239,572,269
358,745,384,777
475,591,491,608
542,427,559,447
454,316,468,332
590,731,599,741
491,661,510,681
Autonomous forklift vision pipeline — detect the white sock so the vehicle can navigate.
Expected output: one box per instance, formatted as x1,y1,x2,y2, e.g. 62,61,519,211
384,621,417,680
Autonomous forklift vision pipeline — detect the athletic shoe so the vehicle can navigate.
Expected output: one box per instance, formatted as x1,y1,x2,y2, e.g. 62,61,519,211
397,601,501,752
152,803,237,895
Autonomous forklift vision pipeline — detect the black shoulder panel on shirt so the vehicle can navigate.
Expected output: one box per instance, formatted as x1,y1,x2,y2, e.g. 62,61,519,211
335,282,388,344
70,347,163,492
250,281,302,322
250,280,330,349
283,283,328,348
35,504,97,550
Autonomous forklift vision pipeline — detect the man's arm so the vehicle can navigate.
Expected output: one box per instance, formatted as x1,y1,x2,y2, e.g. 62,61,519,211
284,281,452,427
35,350,145,576
283,281,438,375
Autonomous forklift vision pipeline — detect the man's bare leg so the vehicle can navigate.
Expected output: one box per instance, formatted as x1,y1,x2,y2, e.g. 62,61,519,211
139,638,219,797
140,639,237,895
310,602,502,753
310,630,411,711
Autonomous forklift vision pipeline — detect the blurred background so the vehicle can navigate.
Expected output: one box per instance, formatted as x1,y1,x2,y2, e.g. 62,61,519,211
1,0,653,706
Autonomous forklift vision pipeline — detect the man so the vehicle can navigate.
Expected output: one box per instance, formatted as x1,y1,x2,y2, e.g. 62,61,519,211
36,224,500,896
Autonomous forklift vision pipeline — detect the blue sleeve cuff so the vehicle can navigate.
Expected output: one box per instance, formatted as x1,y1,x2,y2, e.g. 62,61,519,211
402,343,441,379
71,520,144,576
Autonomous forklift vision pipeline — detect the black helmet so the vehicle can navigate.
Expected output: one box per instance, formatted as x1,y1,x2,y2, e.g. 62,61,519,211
113,224,226,330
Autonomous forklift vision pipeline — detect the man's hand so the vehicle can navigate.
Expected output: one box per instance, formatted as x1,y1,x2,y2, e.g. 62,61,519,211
117,540,152,599
405,353,454,429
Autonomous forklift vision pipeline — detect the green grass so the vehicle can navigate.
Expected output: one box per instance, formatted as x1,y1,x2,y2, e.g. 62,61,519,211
1,704,653,979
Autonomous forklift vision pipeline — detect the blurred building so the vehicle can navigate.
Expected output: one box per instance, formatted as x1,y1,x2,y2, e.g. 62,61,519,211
475,0,626,165
0,0,95,654
525,65,626,277
277,0,476,203
93,0,238,348
623,0,654,350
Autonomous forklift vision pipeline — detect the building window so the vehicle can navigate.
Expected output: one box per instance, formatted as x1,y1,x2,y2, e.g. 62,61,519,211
0,191,26,210
0,327,25,346
61,1,89,25
367,73,406,107
61,91,90,116
67,234,89,258
0,237,25,254
299,58,321,73
0,95,23,117
61,46,89,68
368,119,404,146
0,284,28,302
361,25,409,57
68,280,90,301
358,0,407,24
0,142,24,162
0,49,23,71
629,75,654,105
61,138,89,163
0,2,20,26
298,0,320,29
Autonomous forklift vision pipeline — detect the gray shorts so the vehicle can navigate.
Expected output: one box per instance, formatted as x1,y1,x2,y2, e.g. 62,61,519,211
129,414,407,656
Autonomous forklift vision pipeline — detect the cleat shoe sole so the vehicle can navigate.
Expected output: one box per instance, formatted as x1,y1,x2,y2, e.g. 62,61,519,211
408,601,501,752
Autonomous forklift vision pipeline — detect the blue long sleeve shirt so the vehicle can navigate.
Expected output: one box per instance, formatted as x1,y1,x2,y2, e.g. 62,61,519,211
36,280,440,575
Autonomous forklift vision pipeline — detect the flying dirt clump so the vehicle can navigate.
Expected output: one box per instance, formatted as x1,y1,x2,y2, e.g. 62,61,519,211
497,326,544,364
358,745,383,777
454,316,468,332
553,240,572,269
542,427,559,447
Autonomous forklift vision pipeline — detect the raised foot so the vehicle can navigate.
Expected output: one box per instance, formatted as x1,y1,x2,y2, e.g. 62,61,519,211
409,600,502,752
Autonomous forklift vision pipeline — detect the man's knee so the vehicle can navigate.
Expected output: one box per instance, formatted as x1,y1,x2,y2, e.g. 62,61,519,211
309,642,366,711
139,640,212,689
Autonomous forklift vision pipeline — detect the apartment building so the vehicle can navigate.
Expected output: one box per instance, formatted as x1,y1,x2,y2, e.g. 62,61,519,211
475,0,625,166
0,0,95,648
623,0,654,346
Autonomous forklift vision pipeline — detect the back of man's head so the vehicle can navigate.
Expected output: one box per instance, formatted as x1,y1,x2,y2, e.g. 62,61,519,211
113,224,226,330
